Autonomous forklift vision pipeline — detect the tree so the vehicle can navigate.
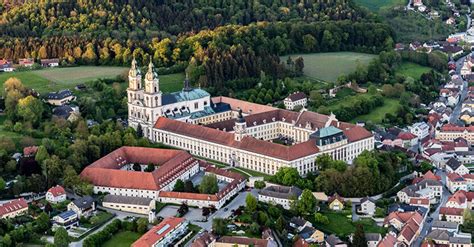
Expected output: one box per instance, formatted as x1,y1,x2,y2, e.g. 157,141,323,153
254,180,266,189
144,163,155,172
249,222,260,235
35,212,50,233
54,227,70,247
173,179,185,192
298,189,316,215
303,34,317,52
178,203,189,216
314,213,329,225
0,177,6,190
132,163,141,171
199,174,218,194
212,218,227,235
276,216,286,232
202,207,210,219
245,193,258,212
352,224,367,247
16,96,44,125
184,180,196,193
294,57,304,75
137,218,148,234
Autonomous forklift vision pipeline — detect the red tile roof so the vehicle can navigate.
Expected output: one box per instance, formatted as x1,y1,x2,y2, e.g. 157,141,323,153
440,124,474,133
80,147,196,190
132,217,185,247
377,234,397,247
423,170,441,181
440,207,464,216
447,172,465,182
47,185,66,197
0,198,28,217
398,132,418,140
216,236,270,246
409,198,429,205
384,211,423,226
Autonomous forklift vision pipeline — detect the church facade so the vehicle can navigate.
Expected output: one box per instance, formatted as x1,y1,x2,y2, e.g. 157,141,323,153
127,60,375,175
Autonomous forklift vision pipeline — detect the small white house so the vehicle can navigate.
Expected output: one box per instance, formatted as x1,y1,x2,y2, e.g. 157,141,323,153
46,185,67,204
258,185,302,210
67,196,95,218
52,210,78,230
284,92,307,110
409,122,430,140
358,197,376,216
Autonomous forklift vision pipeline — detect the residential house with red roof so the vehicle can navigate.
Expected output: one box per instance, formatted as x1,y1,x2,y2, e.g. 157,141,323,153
439,207,464,224
447,173,468,193
46,185,66,204
445,190,474,209
383,211,424,246
0,198,28,219
284,91,307,110
132,217,188,247
436,124,474,143
23,146,38,157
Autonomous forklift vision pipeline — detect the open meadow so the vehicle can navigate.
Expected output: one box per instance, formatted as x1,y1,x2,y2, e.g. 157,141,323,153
0,66,185,94
281,52,377,82
354,0,406,12
395,62,432,80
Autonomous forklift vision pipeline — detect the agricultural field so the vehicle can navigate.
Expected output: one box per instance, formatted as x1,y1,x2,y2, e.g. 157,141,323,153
0,66,186,94
281,52,377,82
396,62,432,80
355,0,406,12
0,66,127,94
102,231,141,247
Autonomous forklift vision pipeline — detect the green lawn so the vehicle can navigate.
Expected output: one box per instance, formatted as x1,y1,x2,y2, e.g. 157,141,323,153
0,115,25,142
159,73,185,93
101,231,141,247
396,62,432,80
353,98,401,123
355,0,406,12
0,66,127,94
281,52,377,82
317,211,386,236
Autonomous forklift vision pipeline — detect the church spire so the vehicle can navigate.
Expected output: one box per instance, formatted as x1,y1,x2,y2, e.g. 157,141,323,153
183,73,192,92
144,58,159,94
129,56,141,77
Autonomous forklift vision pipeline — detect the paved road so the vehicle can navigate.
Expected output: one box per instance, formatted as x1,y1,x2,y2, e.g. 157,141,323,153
412,170,451,247
450,55,470,125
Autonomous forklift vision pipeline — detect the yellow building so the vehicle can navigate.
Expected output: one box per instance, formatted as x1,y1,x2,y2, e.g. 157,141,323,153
328,193,344,211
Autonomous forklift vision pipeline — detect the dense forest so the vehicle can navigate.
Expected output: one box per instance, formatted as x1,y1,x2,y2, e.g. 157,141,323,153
0,0,394,91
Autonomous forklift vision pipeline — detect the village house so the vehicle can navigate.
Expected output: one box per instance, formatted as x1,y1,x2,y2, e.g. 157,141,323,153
46,89,75,106
446,158,470,175
52,210,79,230
325,234,347,247
289,217,313,233
445,190,474,209
46,185,67,204
328,193,344,211
214,236,277,247
258,185,302,210
284,92,307,110
67,196,95,218
439,207,464,224
23,146,38,157
102,195,155,215
18,58,34,67
447,173,468,193
0,198,28,219
436,124,474,143
40,58,60,67
431,220,459,233
298,226,324,244
409,198,430,208
365,233,381,247
409,122,431,140
358,197,376,216
383,211,424,246
132,217,189,247
52,105,80,122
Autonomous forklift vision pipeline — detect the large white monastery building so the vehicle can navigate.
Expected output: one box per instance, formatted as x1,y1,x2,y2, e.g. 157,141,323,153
127,59,375,175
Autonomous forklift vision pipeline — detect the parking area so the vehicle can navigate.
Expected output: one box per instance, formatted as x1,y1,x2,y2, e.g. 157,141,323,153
157,205,204,222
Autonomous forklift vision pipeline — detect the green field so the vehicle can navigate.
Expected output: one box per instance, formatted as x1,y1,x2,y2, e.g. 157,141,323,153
355,0,406,12
102,231,141,247
0,115,24,142
318,211,386,236
282,52,377,82
396,62,432,80
353,98,401,123
0,66,127,94
0,66,185,94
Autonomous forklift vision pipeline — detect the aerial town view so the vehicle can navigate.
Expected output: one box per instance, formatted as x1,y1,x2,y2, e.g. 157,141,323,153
4,0,474,247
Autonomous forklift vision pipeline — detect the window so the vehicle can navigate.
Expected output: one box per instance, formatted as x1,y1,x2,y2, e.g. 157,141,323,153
194,102,199,109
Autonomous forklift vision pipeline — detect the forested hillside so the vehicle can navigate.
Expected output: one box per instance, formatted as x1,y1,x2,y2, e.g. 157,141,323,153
0,0,394,91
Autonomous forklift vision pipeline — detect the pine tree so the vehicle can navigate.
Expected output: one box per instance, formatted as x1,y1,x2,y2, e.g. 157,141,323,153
352,224,367,247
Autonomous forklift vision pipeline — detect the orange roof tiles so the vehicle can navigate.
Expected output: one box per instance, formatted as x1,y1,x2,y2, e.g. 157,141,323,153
0,198,28,217
440,207,464,216
80,147,196,190
409,198,429,205
47,185,66,197
132,217,185,247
